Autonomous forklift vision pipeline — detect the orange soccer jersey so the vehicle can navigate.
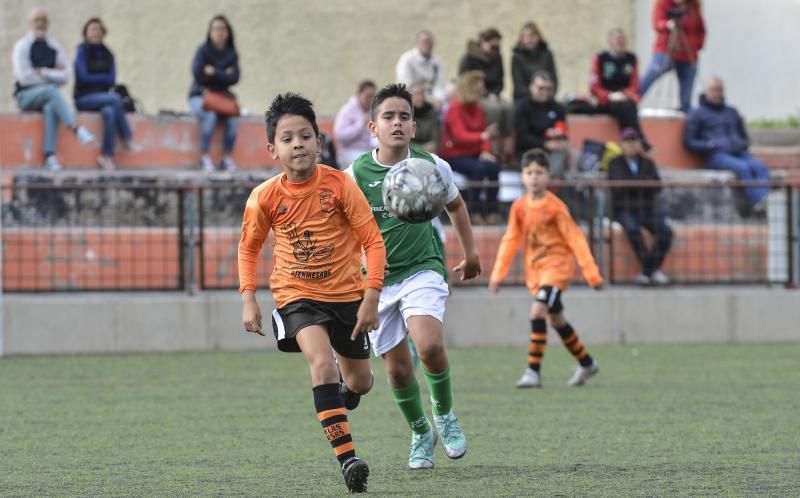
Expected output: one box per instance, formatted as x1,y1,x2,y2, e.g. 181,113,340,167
238,164,385,308
490,191,603,291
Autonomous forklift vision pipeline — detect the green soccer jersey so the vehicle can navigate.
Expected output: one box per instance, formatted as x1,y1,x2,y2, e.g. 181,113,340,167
349,149,458,286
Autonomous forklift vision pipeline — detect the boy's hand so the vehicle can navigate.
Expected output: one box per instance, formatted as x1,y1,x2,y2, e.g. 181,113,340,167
453,253,482,281
242,291,264,336
488,280,500,294
352,288,380,340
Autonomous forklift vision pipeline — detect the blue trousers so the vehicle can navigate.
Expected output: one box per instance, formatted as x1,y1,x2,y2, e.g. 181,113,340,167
188,96,238,153
615,210,673,276
16,84,76,156
447,155,500,214
639,52,698,113
75,92,133,156
707,151,770,205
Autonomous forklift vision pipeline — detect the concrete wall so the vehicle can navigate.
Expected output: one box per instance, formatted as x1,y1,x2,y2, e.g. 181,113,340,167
635,0,800,120
2,288,798,356
0,0,633,117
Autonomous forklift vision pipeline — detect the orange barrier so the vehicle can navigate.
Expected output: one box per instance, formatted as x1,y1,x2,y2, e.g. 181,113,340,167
1,224,769,291
0,112,334,170
3,111,797,173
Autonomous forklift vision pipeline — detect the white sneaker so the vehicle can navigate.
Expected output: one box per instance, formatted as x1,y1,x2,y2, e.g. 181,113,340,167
220,155,237,171
44,155,62,172
515,368,541,388
75,126,96,145
650,270,670,285
633,273,651,285
567,363,599,386
200,154,215,172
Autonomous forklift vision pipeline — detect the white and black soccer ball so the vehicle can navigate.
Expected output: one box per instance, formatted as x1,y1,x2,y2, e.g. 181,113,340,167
382,158,448,224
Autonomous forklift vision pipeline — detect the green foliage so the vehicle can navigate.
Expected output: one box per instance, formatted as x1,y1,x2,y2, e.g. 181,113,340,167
748,114,800,128
1,345,798,497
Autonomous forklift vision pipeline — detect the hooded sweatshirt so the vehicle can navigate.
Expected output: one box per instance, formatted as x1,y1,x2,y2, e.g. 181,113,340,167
458,40,504,96
511,42,558,101
683,94,750,156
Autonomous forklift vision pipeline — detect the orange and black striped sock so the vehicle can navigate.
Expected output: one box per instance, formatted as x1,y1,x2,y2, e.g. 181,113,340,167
555,323,594,367
528,319,547,372
313,383,355,464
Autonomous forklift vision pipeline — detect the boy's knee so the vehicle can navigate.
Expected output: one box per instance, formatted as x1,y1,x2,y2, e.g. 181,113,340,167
347,373,374,395
385,362,413,387
417,341,445,366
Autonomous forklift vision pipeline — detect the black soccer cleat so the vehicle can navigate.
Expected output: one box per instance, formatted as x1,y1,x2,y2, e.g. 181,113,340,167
340,381,361,411
341,456,369,493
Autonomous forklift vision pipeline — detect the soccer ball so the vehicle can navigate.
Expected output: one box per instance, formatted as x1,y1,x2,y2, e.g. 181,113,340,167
382,158,449,224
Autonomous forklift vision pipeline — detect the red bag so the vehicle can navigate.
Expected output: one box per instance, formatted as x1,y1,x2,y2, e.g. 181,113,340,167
202,90,240,117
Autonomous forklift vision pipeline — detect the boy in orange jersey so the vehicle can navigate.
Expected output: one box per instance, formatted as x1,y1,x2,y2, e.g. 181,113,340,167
489,149,603,388
238,93,385,493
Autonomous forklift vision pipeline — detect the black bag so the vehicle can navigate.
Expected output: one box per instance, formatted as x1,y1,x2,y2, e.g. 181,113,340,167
111,84,138,113
577,139,606,173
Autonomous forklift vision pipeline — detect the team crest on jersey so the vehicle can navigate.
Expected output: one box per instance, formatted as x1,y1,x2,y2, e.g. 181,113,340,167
319,189,337,213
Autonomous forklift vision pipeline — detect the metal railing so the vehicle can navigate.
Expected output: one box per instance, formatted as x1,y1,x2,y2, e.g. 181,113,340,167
1,174,797,292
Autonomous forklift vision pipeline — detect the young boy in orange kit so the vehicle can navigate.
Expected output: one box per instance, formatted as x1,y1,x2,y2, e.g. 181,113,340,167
489,149,603,388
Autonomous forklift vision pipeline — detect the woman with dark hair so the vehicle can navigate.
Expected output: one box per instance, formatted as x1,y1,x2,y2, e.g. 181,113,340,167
511,22,558,102
188,15,240,171
639,0,706,112
73,17,136,170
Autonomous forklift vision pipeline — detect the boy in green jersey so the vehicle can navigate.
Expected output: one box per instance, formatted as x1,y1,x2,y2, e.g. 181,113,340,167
346,83,481,469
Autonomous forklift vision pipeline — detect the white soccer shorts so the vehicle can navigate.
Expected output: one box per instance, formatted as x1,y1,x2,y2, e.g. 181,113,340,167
368,270,449,356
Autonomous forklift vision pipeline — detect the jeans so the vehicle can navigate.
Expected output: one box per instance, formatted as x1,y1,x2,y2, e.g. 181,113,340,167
75,92,132,156
188,95,238,153
707,151,770,206
639,52,698,113
16,84,76,156
447,155,500,214
615,209,673,276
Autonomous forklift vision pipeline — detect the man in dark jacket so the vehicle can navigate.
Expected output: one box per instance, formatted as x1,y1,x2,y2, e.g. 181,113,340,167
608,128,673,285
683,76,769,214
513,70,568,177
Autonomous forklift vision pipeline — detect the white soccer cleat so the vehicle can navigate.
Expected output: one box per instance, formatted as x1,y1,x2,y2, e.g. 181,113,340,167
408,427,436,469
515,368,542,388
567,363,599,386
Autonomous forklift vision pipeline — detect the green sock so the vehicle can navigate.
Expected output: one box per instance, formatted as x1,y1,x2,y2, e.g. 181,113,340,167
423,365,453,416
391,376,431,434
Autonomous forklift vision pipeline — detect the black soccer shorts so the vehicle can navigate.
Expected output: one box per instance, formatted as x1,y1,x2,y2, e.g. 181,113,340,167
271,299,371,359
535,285,564,314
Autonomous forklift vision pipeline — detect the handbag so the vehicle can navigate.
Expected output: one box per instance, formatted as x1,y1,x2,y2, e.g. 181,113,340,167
202,90,240,117
110,84,138,113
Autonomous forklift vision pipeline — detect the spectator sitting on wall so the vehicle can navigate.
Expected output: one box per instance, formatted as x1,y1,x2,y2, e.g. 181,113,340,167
513,70,569,178
410,83,441,154
441,70,502,225
511,21,558,102
188,15,240,172
333,79,378,168
589,28,651,151
608,128,673,285
396,30,447,112
12,8,96,171
459,27,514,161
683,76,770,217
73,17,139,171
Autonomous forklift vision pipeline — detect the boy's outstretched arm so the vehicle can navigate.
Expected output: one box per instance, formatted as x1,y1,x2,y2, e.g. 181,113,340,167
555,208,604,288
351,220,385,339
239,189,270,335
489,201,523,293
445,194,481,281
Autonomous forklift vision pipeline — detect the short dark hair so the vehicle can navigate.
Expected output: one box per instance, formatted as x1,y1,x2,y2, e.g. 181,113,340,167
82,17,106,38
370,83,413,120
479,27,502,42
521,148,550,170
265,93,319,144
207,15,235,50
530,70,553,84
357,79,376,94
